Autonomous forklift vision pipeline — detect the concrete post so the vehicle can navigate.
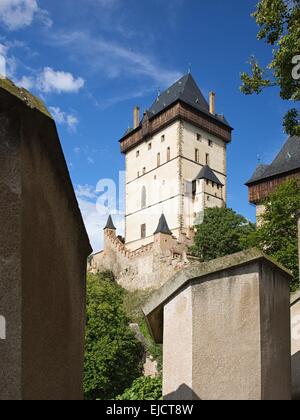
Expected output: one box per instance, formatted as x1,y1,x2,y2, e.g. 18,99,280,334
143,249,292,400
0,79,92,400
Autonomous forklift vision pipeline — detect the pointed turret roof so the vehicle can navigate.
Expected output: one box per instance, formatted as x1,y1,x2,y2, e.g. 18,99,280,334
196,165,224,186
104,215,116,230
246,135,300,185
154,214,172,236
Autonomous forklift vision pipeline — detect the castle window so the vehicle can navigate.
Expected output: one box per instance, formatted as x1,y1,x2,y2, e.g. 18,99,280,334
206,153,210,166
195,149,199,163
137,171,140,178
167,147,171,162
207,196,210,201
141,224,146,239
212,182,215,188
157,153,161,167
143,167,146,174
161,135,165,143
148,143,152,150
197,133,202,142
208,139,213,147
217,184,220,190
141,186,146,209
136,150,140,158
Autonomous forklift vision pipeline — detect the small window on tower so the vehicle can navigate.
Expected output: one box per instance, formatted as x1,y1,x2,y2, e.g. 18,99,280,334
148,143,152,150
141,224,146,239
195,149,199,163
143,167,146,174
136,150,140,158
197,133,202,142
167,147,171,162
161,135,165,143
206,153,210,166
157,153,161,167
208,140,213,147
207,196,210,202
137,171,140,178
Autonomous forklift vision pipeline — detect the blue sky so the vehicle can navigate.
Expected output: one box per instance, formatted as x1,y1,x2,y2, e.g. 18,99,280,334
0,0,292,251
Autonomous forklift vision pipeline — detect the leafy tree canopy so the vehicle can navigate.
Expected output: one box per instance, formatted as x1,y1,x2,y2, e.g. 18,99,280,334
84,272,143,400
115,376,162,401
189,207,255,261
241,0,300,136
243,179,300,292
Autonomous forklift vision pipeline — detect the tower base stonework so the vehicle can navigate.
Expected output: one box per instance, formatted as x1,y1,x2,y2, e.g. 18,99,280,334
143,249,292,400
0,79,92,400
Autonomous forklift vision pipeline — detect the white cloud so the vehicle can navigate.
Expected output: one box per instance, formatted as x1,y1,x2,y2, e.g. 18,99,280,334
49,106,78,131
76,184,97,200
49,30,181,88
38,67,85,94
15,75,34,90
0,0,52,31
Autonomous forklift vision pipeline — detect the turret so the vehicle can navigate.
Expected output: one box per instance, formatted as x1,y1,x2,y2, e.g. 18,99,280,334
153,214,174,252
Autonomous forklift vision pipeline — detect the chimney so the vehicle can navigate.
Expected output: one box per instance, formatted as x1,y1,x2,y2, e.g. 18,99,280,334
133,106,140,129
209,92,216,115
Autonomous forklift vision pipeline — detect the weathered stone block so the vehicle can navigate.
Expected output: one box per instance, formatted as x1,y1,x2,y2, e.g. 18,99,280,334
143,249,292,400
0,79,92,400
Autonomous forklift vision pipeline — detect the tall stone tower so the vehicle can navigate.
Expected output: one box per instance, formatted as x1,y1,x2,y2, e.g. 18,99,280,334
119,74,233,251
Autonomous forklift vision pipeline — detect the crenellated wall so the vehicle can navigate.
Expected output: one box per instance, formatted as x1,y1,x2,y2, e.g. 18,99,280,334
89,228,195,291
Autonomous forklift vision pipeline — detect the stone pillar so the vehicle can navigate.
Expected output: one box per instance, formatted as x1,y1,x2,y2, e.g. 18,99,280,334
143,249,292,400
0,79,92,400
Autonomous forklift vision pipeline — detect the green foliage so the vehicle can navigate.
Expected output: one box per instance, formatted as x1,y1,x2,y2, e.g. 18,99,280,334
115,376,162,401
84,272,144,400
240,0,300,135
123,289,163,372
189,207,255,261
243,179,300,292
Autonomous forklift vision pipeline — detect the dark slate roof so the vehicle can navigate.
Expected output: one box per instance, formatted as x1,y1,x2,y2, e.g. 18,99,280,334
154,214,172,235
147,73,231,128
246,136,300,185
245,164,270,185
195,165,224,186
104,215,116,230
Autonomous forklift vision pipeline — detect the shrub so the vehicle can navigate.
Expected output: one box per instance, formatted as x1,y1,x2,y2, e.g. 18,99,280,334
115,376,162,401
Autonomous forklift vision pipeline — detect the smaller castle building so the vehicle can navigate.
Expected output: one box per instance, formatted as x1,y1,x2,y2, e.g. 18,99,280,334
246,135,300,221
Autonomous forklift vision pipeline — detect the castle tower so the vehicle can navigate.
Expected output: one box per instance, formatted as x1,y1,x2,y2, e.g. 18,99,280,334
119,74,233,251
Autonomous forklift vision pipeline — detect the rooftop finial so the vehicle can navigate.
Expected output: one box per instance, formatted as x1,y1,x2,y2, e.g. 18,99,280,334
188,62,192,74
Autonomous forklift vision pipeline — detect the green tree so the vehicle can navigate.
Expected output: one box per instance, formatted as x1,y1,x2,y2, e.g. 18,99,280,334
84,272,143,400
240,0,300,135
244,179,300,292
189,207,255,261
115,376,162,401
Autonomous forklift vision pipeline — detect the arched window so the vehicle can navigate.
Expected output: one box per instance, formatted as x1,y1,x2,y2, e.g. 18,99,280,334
157,153,161,167
141,186,147,209
167,147,171,162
